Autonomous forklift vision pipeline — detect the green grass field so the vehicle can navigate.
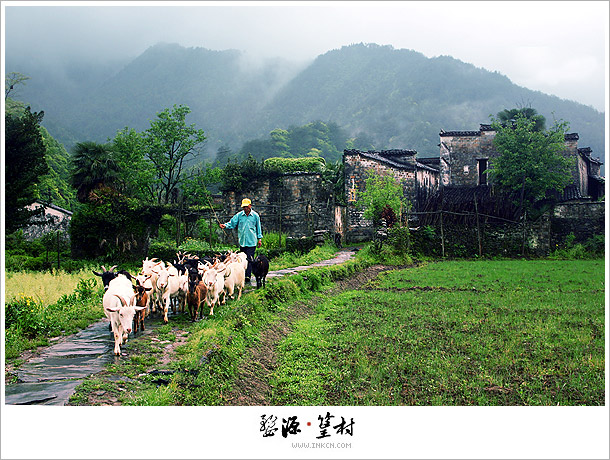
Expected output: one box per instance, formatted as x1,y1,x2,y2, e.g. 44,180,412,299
270,259,605,405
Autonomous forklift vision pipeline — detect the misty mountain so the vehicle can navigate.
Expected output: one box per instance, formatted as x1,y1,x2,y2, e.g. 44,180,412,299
7,42,605,165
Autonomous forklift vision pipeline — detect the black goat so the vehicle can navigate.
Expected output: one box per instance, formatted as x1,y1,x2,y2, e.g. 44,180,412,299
252,255,269,289
92,265,118,290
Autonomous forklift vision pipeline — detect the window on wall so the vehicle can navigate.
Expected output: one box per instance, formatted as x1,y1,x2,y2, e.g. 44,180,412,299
478,159,488,185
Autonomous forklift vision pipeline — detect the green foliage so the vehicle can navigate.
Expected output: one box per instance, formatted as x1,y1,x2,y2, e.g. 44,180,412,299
38,126,77,210
549,233,605,260
5,278,102,357
488,113,573,214
5,107,50,233
70,189,162,260
236,121,349,164
111,127,154,202
410,225,440,257
497,106,546,132
387,225,411,254
181,164,223,207
285,236,316,254
356,170,408,226
220,155,265,192
148,241,179,262
178,239,233,257
193,218,221,246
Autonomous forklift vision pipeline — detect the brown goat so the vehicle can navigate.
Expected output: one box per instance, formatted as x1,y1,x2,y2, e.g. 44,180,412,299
186,279,207,322
133,282,152,333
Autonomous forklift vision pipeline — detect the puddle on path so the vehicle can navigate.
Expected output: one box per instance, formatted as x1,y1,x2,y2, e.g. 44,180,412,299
4,249,356,405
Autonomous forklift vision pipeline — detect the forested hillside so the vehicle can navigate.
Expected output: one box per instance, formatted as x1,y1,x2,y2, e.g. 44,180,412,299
7,42,605,165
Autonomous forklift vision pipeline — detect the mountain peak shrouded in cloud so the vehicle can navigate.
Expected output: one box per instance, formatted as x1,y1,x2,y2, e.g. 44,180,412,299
6,42,604,171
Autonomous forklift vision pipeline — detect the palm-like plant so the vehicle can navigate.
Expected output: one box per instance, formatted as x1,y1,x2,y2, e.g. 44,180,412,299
70,141,119,202
497,107,546,132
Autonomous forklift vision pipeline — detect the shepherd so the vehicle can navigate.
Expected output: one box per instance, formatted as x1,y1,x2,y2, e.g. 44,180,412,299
220,198,263,284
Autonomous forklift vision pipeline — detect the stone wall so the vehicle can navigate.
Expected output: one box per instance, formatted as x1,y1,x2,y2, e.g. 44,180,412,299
410,201,604,257
221,173,335,243
550,201,605,247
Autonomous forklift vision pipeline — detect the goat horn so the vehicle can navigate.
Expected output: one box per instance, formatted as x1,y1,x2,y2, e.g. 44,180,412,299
110,265,118,272
101,266,107,272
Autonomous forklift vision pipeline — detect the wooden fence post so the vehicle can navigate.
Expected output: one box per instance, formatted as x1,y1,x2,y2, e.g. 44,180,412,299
440,211,445,258
474,193,482,257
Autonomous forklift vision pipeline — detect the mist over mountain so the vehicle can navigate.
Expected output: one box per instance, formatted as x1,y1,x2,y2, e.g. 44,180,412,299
7,42,605,166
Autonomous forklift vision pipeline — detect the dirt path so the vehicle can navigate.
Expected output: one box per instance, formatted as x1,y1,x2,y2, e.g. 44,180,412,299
222,264,392,406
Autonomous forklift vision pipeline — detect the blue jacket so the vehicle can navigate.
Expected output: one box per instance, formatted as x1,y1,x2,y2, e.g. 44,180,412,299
224,210,263,247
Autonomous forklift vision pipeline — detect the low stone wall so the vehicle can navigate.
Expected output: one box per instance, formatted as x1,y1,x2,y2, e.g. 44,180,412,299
403,201,604,257
550,201,605,247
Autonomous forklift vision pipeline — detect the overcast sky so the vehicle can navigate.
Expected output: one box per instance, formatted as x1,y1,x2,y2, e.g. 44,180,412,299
2,1,608,112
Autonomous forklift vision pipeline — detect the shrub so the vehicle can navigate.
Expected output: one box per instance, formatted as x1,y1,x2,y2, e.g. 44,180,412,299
549,232,604,260
387,225,410,254
148,241,178,262
5,294,52,338
286,236,316,254
262,232,286,250
263,278,300,304
195,218,220,245
583,234,604,255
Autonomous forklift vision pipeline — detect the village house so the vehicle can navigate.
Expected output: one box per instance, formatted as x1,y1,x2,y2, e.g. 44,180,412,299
343,124,604,242
23,201,73,241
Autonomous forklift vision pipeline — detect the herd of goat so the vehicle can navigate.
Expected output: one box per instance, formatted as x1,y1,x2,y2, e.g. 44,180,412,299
93,250,269,355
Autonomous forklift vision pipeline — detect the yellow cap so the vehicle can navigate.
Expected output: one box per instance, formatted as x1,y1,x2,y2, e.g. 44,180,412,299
241,198,252,207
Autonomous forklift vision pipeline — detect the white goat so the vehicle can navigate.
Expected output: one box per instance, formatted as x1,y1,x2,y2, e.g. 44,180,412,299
203,264,227,316
224,261,245,303
163,263,185,317
103,273,146,355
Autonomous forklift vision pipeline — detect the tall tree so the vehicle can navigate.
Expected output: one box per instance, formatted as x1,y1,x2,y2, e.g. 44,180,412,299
4,72,30,115
181,163,223,207
488,113,573,215
143,104,207,205
5,107,50,233
70,141,119,203
111,127,154,201
38,125,77,210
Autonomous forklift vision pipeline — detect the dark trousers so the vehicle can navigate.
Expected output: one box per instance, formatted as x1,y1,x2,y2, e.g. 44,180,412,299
240,246,256,279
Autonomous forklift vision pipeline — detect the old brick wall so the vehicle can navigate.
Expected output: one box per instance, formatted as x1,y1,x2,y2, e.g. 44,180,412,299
221,173,335,243
344,151,418,242
439,129,499,187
